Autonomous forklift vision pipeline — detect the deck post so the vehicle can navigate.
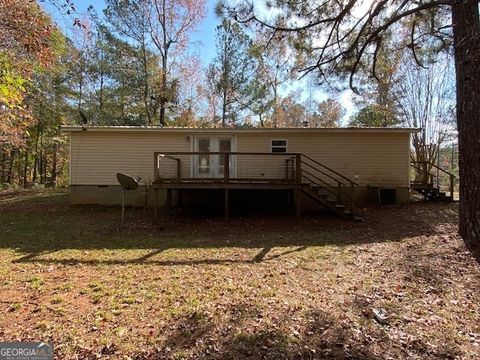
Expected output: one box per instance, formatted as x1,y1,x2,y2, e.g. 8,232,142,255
177,189,183,207
349,182,355,213
224,153,230,184
295,188,302,218
295,154,302,185
154,187,158,219
224,189,230,220
166,189,172,211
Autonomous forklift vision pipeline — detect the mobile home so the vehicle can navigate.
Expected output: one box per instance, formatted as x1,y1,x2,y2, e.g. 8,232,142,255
62,126,416,218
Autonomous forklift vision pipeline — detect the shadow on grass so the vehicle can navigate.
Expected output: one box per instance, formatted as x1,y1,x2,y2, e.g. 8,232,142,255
0,191,457,267
88,303,461,360
70,303,387,360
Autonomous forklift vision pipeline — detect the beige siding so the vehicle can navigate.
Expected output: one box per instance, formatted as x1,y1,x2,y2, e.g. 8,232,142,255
235,132,410,187
70,132,191,185
70,130,410,187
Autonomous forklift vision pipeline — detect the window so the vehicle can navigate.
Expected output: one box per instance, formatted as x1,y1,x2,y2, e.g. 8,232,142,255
271,139,287,153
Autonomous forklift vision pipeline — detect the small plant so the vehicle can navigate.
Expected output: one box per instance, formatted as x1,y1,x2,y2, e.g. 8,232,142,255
88,282,103,292
8,302,22,312
27,275,44,289
50,296,64,304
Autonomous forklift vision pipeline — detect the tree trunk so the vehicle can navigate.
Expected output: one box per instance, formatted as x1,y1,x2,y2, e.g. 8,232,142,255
452,0,480,245
51,142,57,187
39,131,44,184
159,52,168,126
222,89,227,128
159,6,168,127
32,127,40,183
0,146,5,183
23,148,28,188
141,39,153,125
6,148,16,184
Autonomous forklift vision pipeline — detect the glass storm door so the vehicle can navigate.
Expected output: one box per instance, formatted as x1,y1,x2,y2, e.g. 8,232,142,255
194,136,233,178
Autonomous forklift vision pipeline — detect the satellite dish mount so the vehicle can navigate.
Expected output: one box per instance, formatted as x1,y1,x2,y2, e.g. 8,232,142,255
116,173,141,226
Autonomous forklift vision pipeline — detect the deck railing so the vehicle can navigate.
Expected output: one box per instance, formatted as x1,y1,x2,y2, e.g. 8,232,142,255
154,151,358,212
154,152,299,183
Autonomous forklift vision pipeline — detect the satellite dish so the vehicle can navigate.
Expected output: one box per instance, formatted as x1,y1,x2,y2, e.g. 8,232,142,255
117,173,141,191
116,173,141,226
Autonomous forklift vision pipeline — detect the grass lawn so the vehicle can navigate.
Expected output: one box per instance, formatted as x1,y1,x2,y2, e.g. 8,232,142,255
0,189,479,359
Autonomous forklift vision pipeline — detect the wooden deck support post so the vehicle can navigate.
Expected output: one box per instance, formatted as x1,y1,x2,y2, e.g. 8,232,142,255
224,189,230,220
154,187,158,219
166,189,172,211
295,188,302,218
177,189,183,207
349,182,355,213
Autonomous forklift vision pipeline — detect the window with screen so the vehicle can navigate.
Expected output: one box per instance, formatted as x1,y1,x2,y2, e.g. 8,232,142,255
271,139,287,153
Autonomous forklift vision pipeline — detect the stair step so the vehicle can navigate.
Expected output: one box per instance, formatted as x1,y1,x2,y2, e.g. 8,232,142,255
343,211,363,221
335,204,346,209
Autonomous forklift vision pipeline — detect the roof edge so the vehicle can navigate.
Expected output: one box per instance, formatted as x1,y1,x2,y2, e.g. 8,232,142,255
60,125,419,133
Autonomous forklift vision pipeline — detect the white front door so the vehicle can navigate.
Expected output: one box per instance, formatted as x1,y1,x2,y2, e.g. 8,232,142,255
193,136,234,178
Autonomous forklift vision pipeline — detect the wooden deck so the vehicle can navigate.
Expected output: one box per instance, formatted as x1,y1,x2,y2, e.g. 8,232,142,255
151,151,359,220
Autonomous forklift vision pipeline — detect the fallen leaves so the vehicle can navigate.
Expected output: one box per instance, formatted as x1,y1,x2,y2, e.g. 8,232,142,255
0,195,479,359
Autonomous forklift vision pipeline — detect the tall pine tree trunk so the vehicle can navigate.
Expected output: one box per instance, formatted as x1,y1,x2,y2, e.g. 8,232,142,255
452,0,480,245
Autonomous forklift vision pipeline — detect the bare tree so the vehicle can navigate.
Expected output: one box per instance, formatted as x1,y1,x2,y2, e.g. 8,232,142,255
106,0,206,125
147,0,206,125
396,55,456,166
250,30,295,126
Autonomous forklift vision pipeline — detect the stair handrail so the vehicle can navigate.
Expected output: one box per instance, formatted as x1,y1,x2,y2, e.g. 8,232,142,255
301,154,359,186
299,154,358,213
302,170,339,197
410,160,456,199
410,161,456,178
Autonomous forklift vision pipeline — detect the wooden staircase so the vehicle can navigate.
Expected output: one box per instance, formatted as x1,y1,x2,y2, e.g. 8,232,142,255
292,154,362,221
410,161,456,202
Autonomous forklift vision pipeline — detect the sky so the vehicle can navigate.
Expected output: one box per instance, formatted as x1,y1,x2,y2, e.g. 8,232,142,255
43,0,220,64
42,0,355,122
